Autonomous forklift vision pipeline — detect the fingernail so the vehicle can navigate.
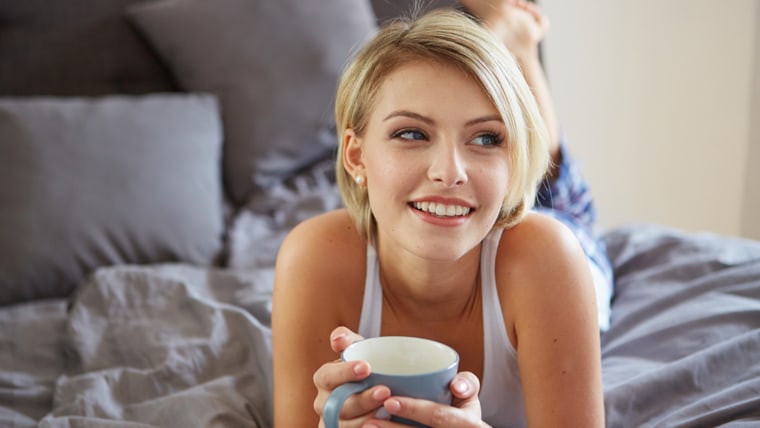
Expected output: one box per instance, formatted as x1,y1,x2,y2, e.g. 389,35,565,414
353,362,369,376
454,380,468,393
384,399,401,412
371,387,389,401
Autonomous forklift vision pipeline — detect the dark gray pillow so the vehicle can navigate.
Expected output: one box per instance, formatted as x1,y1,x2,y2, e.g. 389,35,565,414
0,0,176,96
0,94,224,305
126,0,377,205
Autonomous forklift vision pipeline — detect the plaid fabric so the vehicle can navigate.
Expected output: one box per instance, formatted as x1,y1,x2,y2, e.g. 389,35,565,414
534,142,614,292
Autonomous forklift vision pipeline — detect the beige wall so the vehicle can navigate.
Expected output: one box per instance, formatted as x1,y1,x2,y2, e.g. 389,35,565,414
742,3,760,240
541,0,759,238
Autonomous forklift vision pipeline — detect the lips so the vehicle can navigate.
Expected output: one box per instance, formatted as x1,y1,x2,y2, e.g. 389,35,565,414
411,201,472,217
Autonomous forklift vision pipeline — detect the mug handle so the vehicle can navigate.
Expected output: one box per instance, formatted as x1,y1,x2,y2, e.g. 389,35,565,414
322,380,371,428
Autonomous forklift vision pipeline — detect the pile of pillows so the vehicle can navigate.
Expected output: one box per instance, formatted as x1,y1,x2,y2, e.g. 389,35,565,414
0,0,377,305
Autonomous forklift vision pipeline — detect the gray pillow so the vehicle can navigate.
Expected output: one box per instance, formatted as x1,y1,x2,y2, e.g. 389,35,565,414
0,0,176,96
0,94,224,305
126,0,377,206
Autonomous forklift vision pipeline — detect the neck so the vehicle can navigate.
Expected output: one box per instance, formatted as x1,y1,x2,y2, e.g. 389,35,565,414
375,238,483,322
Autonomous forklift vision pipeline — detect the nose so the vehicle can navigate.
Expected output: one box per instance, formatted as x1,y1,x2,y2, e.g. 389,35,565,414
427,139,468,187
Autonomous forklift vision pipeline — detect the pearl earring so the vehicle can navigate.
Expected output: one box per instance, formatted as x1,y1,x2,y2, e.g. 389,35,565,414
354,175,364,186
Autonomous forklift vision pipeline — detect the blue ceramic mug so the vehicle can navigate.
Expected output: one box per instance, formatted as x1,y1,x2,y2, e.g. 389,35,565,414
323,336,459,428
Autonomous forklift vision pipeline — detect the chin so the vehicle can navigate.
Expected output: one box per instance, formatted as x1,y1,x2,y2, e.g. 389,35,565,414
406,237,480,262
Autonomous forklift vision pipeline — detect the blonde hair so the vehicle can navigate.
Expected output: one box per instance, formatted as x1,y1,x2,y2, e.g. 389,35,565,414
335,9,550,243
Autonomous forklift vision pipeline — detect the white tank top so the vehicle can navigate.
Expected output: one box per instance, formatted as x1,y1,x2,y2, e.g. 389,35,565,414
357,228,527,427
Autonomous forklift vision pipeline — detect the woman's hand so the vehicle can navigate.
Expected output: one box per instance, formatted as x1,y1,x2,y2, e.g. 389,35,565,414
313,327,393,427
361,371,490,428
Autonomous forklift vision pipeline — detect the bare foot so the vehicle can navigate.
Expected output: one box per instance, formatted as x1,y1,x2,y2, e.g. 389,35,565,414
460,0,549,62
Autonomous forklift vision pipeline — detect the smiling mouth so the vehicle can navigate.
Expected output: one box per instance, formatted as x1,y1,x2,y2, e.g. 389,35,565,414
411,201,472,217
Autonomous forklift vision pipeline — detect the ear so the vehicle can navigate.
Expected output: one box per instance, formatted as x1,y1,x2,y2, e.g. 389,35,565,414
342,128,365,177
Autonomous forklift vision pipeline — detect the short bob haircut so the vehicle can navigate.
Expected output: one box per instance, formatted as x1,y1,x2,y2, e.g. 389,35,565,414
335,8,550,243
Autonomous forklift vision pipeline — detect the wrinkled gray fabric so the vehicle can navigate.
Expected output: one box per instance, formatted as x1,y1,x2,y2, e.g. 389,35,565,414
601,225,760,427
39,264,273,428
227,156,342,270
0,299,68,428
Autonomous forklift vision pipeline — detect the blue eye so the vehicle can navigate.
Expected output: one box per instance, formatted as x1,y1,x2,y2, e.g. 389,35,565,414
472,133,503,147
392,129,427,141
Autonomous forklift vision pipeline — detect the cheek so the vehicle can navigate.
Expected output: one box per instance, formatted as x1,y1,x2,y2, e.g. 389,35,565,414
365,150,415,191
479,162,511,206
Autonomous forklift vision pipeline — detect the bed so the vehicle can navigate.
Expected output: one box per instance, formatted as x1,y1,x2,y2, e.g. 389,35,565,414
1,1,759,427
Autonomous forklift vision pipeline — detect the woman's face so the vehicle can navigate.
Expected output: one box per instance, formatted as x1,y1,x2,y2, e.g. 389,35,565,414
349,59,511,261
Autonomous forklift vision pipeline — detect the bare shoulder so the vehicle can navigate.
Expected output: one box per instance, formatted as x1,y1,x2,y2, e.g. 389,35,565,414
498,211,589,276
274,209,367,318
495,211,599,341
279,209,365,268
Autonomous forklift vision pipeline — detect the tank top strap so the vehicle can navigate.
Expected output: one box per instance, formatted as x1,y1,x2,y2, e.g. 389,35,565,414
479,227,526,425
481,227,510,359
358,243,382,338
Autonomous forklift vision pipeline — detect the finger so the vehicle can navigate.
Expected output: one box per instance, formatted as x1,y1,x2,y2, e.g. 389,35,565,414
313,359,372,392
337,385,392,422
379,397,482,428
331,326,365,353
313,359,377,419
450,371,480,401
316,385,391,427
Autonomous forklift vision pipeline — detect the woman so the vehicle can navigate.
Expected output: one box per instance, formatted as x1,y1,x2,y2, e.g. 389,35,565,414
273,2,610,426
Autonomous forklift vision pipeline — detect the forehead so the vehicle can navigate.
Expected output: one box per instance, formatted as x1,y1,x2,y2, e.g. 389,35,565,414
370,59,498,119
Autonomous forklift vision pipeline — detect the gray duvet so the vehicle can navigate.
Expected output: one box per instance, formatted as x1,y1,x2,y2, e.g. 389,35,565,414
1,266,274,428
1,225,759,427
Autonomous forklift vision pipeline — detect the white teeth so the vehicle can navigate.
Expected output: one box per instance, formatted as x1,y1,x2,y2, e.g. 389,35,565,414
413,201,471,217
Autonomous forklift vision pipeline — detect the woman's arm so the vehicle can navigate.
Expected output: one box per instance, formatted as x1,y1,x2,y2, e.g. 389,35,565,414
500,214,605,427
273,210,395,426
272,210,366,426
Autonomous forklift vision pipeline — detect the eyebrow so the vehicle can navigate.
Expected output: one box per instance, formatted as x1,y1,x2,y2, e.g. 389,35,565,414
383,110,434,125
382,110,503,127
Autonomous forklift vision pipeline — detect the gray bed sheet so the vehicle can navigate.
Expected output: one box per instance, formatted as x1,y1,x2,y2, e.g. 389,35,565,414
601,225,760,427
1,222,759,427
